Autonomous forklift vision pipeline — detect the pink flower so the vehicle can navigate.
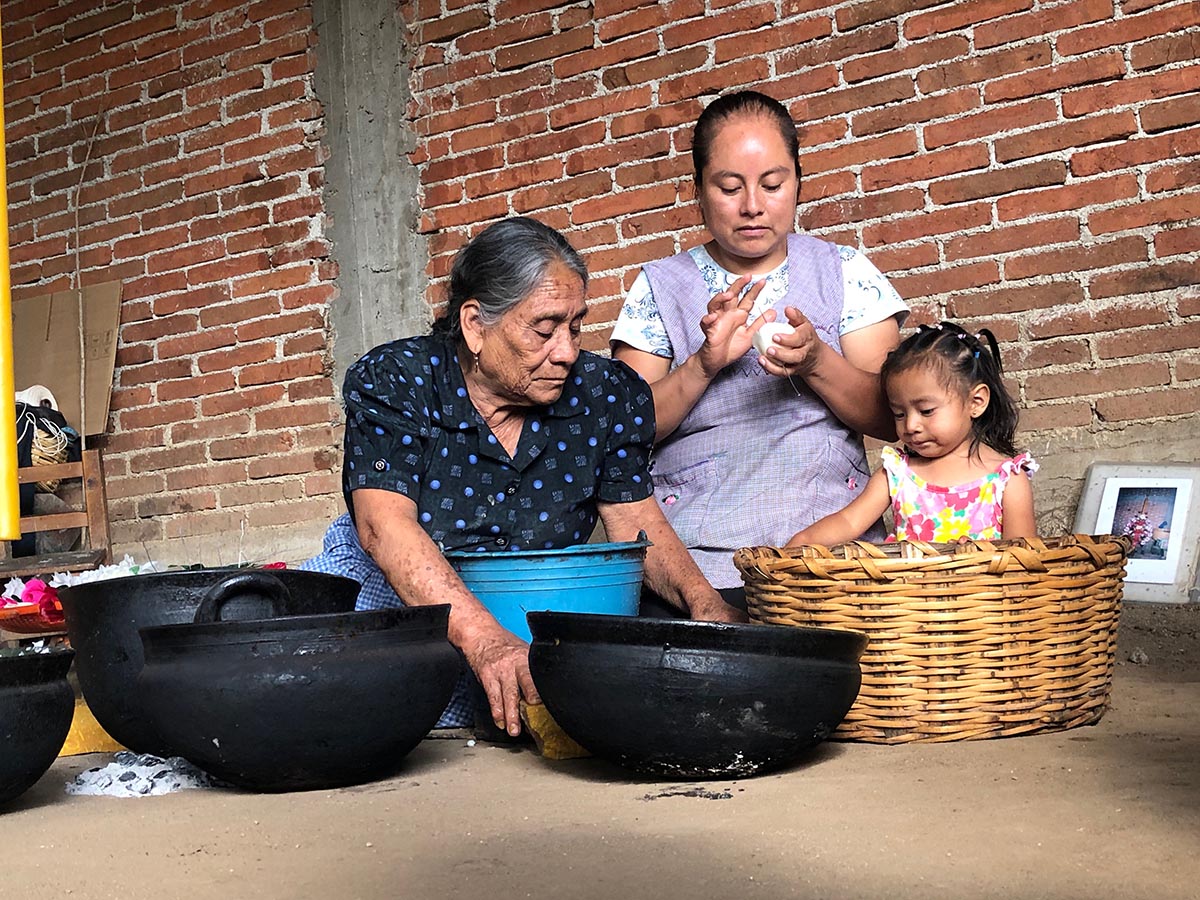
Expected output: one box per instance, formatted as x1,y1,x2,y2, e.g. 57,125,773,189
21,579,64,625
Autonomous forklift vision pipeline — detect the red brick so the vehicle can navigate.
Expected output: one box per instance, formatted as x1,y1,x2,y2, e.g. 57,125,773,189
614,153,694,189
224,126,307,164
864,242,940,274
239,356,325,387
918,43,1052,93
255,402,338,431
1002,336,1092,372
603,45,708,90
1063,63,1200,118
1020,402,1094,432
244,497,339,529
1060,2,1198,56
802,130,920,175
1089,193,1200,235
863,143,990,192
1141,95,1200,133
947,217,1081,261
193,208,272,242
1097,386,1200,422
1090,261,1200,299
496,25,593,71
1147,158,1200,193
611,99,701,140
663,2,776,49
985,51,1126,104
1133,31,1200,71
801,188,925,230
618,205,704,241
1026,360,1169,402
117,400,197,431
996,173,1138,220
200,384,287,416
571,183,678,226
119,359,194,388
932,160,1067,206
889,262,1002,300
1029,302,1167,339
421,195,508,231
512,170,613,214
1006,235,1148,279
1097,321,1200,360
554,32,658,80
905,0,1031,40
598,0,694,41
949,281,1086,318
288,378,335,402
1156,225,1200,258
836,0,945,30
185,252,271,287
419,8,490,43
995,111,1137,163
1071,125,1200,177
975,0,1112,48
107,48,183,89
550,86,653,131
157,326,239,360
198,341,278,374
768,22,891,75
854,89,979,137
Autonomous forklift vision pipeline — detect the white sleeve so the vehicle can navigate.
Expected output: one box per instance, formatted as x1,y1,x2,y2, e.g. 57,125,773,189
838,246,909,336
608,270,674,358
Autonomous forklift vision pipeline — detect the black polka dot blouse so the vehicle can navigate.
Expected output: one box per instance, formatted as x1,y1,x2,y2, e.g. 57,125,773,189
342,333,656,552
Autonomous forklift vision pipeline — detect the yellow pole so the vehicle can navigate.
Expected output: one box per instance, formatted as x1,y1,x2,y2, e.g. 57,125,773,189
0,7,19,541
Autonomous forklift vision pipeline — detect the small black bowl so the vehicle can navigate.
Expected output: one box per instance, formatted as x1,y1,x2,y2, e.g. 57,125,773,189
527,612,867,779
59,568,360,754
136,605,460,792
0,650,75,806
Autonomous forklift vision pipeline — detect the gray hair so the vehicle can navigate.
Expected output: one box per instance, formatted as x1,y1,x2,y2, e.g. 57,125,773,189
432,217,588,339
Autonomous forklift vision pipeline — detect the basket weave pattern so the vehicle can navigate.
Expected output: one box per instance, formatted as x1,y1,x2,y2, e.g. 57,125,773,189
733,534,1131,744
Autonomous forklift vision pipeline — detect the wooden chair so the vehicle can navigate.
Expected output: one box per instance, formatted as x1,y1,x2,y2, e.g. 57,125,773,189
0,448,111,579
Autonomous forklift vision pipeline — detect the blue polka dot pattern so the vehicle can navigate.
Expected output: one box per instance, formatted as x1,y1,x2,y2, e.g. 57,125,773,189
342,333,655,552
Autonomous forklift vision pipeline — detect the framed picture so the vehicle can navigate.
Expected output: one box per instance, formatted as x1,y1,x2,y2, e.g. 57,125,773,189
1074,463,1200,603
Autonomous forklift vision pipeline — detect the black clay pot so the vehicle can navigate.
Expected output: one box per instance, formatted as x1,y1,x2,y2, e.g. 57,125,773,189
58,569,360,754
0,650,75,807
527,612,867,779
135,603,460,792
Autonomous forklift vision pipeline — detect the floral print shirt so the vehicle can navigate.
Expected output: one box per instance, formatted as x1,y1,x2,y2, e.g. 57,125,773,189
610,243,908,357
881,446,1039,542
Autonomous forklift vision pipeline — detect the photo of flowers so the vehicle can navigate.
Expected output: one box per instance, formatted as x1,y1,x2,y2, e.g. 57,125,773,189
1076,463,1200,603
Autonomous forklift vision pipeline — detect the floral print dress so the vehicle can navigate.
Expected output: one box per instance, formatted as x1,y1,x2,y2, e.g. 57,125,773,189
881,446,1039,542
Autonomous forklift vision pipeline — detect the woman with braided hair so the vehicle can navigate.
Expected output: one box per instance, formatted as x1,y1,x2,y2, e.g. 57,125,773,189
787,321,1038,546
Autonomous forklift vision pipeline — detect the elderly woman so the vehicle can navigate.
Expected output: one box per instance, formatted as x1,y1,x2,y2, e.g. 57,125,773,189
303,217,742,738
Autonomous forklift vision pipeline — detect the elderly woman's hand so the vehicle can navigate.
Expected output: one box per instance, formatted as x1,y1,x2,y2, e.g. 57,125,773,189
459,617,541,737
690,596,749,625
696,276,770,379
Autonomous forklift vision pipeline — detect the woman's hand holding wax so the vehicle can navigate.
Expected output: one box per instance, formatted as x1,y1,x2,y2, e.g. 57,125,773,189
352,488,539,737
694,274,771,379
617,275,774,441
755,306,826,379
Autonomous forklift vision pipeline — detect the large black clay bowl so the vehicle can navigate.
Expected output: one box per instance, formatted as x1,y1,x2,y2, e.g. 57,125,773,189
135,605,459,792
58,569,360,754
527,612,867,779
0,650,75,806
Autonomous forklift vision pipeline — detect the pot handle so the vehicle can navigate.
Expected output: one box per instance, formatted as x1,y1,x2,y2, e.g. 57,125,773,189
193,571,291,624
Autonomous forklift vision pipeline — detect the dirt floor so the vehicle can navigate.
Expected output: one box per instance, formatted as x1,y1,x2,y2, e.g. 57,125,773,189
3,602,1198,900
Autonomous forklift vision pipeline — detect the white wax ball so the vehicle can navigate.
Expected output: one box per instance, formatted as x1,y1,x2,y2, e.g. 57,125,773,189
752,322,796,355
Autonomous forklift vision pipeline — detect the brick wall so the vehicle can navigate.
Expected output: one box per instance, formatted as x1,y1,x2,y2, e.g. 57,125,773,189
404,0,1200,533
2,0,342,565
3,1,1198,560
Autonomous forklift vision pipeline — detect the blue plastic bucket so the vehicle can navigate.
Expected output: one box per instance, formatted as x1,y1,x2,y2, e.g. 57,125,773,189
444,540,649,642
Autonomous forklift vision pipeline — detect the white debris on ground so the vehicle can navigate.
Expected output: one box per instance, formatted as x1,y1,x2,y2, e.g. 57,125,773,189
65,751,220,797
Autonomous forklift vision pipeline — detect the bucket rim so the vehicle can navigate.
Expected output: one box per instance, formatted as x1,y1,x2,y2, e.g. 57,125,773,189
443,538,651,562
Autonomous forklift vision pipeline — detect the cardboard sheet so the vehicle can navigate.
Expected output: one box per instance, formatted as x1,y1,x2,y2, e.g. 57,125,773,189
11,281,122,436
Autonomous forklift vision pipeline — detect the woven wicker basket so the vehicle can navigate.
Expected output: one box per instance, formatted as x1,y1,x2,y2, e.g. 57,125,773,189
733,534,1131,744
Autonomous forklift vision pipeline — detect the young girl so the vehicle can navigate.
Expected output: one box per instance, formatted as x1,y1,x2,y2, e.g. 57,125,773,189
787,322,1037,546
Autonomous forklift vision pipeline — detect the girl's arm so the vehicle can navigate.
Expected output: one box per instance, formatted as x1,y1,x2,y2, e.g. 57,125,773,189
786,469,891,547
1001,472,1037,539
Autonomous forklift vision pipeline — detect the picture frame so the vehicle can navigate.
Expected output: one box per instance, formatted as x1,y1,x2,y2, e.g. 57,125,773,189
1074,462,1200,604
